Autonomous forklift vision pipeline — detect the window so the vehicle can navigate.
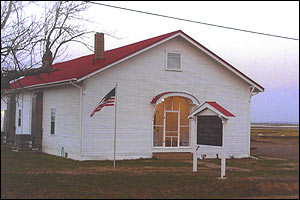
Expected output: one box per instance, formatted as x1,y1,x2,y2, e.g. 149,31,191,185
51,108,56,135
18,110,21,127
166,51,182,70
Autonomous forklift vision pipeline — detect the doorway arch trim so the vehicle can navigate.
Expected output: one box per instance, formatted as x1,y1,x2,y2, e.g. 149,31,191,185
151,91,200,105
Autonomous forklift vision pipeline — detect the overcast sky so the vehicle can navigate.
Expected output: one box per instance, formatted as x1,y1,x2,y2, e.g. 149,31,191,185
43,1,300,123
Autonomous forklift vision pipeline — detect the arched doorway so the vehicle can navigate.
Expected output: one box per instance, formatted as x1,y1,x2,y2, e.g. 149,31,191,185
153,96,193,148
31,92,43,149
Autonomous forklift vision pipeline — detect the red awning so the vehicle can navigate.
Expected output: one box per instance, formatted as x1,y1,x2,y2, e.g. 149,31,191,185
188,101,235,119
205,102,235,117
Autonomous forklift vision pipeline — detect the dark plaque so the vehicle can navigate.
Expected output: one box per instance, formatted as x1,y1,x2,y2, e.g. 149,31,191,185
197,116,223,146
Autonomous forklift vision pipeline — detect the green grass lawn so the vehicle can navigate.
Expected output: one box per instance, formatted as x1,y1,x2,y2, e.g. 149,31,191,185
1,145,299,199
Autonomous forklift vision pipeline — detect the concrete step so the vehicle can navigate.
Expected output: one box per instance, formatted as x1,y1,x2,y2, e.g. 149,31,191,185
153,152,193,160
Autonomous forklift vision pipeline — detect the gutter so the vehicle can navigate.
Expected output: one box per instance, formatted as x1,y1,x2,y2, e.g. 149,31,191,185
2,78,77,94
248,86,259,157
69,80,84,157
24,78,77,89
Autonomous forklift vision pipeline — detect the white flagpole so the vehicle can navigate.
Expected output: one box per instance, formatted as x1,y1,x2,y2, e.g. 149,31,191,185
113,82,118,168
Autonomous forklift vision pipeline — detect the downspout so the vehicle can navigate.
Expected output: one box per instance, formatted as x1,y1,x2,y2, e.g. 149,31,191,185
248,86,256,157
70,81,83,157
21,91,24,134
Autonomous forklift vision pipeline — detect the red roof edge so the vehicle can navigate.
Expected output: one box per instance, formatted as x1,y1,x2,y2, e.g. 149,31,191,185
206,101,235,117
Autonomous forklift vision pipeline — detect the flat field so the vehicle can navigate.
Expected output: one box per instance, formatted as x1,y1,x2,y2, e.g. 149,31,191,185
1,128,299,199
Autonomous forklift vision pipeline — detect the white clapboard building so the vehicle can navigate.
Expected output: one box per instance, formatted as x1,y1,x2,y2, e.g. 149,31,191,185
1,30,264,160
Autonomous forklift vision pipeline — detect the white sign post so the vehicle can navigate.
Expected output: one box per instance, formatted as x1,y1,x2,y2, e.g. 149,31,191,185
221,156,226,178
218,120,227,179
193,145,200,172
218,147,227,179
193,146,227,179
193,116,227,179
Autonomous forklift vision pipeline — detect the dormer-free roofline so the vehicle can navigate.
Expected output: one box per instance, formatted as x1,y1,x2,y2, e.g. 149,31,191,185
7,30,264,93
77,31,264,92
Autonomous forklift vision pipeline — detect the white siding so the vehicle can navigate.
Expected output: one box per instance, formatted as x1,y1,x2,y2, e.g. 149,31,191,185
198,108,218,116
81,36,252,160
42,85,81,160
1,96,8,132
1,92,32,135
15,92,32,135
2,93,31,135
2,35,254,160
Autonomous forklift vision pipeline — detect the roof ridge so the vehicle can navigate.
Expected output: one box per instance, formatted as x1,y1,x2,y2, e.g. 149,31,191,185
7,29,264,91
52,30,182,66
105,30,182,52
9,30,182,89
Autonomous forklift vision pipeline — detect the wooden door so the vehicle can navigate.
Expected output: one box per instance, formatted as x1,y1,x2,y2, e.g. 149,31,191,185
31,92,43,149
6,95,16,144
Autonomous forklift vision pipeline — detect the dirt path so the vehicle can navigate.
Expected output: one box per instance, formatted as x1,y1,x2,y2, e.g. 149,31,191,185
251,136,299,160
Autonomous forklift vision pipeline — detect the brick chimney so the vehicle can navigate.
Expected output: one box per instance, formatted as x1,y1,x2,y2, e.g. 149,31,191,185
94,32,104,61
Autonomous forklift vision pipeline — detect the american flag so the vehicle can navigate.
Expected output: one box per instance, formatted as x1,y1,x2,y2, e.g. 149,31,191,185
90,87,115,117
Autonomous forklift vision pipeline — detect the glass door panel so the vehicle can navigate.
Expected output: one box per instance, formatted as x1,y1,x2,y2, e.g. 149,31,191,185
172,96,180,111
166,112,178,131
164,97,172,110
180,98,190,126
180,127,189,146
154,103,164,126
165,136,178,147
153,126,163,147
165,112,178,147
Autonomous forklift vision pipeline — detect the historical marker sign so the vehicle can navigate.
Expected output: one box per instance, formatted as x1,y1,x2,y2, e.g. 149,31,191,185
197,116,223,146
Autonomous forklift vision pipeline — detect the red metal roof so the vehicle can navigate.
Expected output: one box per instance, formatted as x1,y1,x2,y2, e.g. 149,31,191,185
11,30,181,89
10,30,264,91
206,101,235,117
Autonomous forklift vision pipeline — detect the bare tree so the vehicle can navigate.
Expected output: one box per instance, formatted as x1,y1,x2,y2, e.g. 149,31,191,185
1,1,94,89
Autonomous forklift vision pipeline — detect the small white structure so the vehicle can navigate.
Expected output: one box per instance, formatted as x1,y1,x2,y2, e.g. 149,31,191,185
1,30,264,160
